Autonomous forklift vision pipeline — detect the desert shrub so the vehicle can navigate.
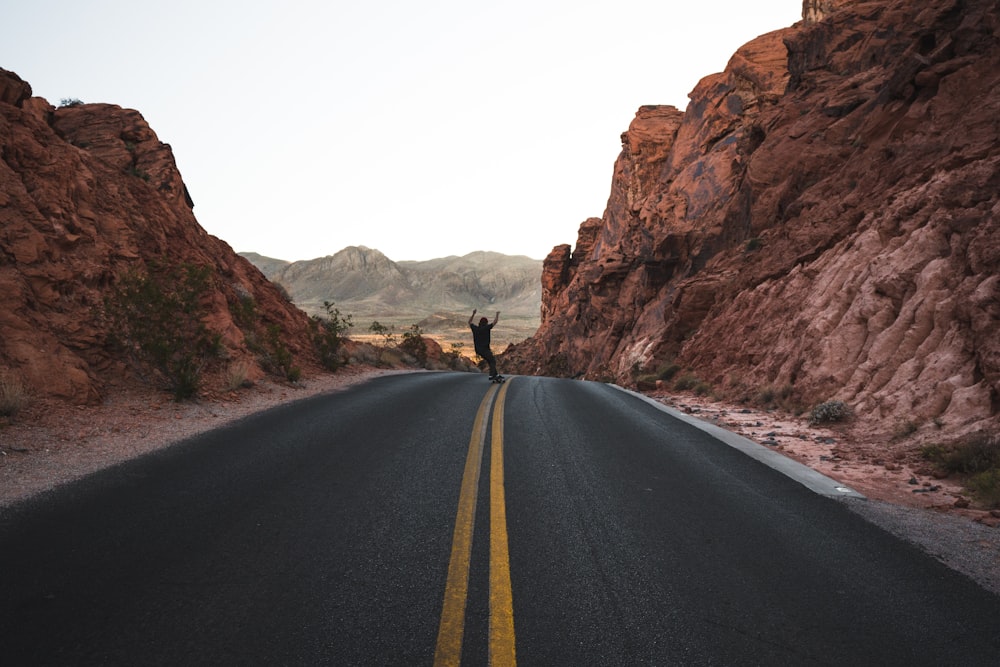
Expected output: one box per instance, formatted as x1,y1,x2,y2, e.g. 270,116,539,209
262,324,299,381
657,362,681,381
922,433,1000,508
59,98,83,107
0,372,29,417
893,419,919,439
967,469,1000,509
311,300,353,371
635,374,660,390
368,321,396,367
224,361,253,391
399,324,428,365
673,373,701,391
926,433,1000,475
230,285,258,330
809,400,852,425
693,381,713,397
919,443,948,463
756,386,777,405
104,262,218,400
755,384,796,409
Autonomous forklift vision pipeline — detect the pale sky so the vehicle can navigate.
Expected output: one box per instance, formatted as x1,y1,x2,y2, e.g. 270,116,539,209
3,1,803,262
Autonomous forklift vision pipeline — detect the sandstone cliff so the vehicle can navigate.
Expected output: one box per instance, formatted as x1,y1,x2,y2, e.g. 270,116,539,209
0,69,318,403
505,0,1000,439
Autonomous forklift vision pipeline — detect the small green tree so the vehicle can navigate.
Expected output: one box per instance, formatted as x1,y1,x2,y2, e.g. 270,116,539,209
311,300,353,371
368,320,395,366
104,262,218,400
399,324,428,365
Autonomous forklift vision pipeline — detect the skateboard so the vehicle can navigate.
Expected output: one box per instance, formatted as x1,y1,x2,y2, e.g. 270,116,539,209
489,374,506,384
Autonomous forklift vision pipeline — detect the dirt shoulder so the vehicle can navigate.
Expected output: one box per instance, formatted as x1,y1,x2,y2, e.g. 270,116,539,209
0,365,404,508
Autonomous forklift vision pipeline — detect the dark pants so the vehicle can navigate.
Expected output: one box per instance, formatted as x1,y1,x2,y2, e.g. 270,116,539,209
477,348,498,377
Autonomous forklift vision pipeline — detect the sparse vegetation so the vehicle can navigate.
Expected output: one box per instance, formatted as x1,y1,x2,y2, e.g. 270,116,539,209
58,97,84,107
921,433,1000,476
311,300,353,371
921,433,1000,509
0,372,30,417
103,262,219,400
656,362,681,382
635,374,658,389
809,399,852,425
224,361,253,391
672,373,696,391
754,384,800,412
263,324,300,382
230,285,258,330
893,419,919,439
399,324,428,365
668,372,713,396
967,469,1000,509
636,361,684,390
368,321,396,367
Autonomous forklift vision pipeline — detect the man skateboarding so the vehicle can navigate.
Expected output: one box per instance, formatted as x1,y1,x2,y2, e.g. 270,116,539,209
468,309,502,381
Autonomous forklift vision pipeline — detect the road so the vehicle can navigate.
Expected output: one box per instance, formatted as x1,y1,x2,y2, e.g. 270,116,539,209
1,372,998,665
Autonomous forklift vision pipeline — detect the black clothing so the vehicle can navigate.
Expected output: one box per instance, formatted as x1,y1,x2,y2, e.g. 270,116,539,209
470,321,494,355
470,321,498,377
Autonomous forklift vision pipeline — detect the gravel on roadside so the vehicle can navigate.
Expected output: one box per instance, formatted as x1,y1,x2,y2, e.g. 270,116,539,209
840,497,1000,596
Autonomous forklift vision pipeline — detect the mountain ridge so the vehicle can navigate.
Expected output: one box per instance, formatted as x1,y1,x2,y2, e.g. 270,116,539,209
241,246,542,345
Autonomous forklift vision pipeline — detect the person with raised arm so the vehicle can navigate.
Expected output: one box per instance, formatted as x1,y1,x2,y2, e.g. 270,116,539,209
468,309,501,380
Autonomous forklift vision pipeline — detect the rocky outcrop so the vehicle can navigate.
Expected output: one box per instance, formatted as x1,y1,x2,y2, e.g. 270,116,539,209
245,247,542,330
0,68,317,403
504,0,1000,439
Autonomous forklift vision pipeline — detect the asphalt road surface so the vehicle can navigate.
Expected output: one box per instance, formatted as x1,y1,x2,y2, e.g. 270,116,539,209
2,372,998,666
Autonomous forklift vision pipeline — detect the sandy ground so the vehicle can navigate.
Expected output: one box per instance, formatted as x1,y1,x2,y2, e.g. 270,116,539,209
2,370,998,594
0,366,405,508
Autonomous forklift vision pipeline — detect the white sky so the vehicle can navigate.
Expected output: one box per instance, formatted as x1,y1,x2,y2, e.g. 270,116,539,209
3,1,803,261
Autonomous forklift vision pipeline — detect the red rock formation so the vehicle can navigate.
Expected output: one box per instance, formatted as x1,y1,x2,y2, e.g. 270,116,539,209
505,0,1000,438
1,68,318,403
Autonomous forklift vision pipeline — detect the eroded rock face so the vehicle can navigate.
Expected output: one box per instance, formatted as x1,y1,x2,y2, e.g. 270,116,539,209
505,0,1000,438
0,68,316,403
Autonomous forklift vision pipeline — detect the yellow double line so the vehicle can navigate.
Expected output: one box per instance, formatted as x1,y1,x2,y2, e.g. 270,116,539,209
434,380,516,666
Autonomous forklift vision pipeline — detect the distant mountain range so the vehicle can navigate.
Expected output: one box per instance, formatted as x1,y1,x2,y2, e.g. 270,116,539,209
241,247,542,345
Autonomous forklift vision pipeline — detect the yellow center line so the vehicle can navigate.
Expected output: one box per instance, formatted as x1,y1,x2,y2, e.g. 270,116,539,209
434,383,499,666
489,380,516,666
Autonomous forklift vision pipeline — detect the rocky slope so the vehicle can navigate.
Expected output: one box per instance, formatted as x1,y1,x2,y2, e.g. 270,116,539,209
243,247,542,342
504,0,1000,441
0,69,319,404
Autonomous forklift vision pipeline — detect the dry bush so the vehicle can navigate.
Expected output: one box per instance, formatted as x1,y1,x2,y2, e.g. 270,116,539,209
0,372,30,417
